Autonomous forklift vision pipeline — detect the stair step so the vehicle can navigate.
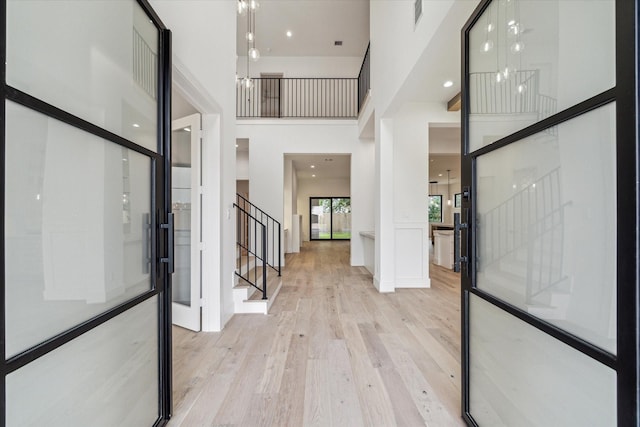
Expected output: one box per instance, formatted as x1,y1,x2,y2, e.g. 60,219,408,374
233,267,283,314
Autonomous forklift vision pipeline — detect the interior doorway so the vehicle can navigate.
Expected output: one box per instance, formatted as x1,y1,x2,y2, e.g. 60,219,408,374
171,113,202,332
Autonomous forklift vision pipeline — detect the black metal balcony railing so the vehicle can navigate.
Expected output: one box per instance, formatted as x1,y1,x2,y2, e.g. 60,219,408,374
357,43,371,112
236,78,358,119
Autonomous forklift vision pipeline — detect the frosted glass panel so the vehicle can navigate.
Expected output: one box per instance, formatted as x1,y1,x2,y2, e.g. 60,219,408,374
469,295,616,426
468,0,615,151
4,101,152,357
475,103,616,353
6,0,158,152
7,298,158,426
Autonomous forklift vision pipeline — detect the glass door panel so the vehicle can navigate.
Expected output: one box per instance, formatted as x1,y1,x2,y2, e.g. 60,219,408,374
331,198,351,239
475,103,616,353
461,0,625,425
4,101,152,357
467,0,615,152
171,114,202,332
310,198,330,240
6,0,159,152
6,298,159,427
3,0,170,424
469,295,616,426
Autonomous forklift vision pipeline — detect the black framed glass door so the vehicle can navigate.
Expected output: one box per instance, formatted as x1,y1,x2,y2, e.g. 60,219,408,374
460,0,638,425
310,197,351,240
1,0,172,425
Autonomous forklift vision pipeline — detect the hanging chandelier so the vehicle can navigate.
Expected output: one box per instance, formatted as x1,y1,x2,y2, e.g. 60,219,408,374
238,0,260,89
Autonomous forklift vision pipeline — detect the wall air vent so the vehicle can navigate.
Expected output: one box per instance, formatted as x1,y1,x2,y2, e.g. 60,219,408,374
334,41,343,46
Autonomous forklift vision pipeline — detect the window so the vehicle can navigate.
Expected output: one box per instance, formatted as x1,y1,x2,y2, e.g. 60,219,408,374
429,195,442,222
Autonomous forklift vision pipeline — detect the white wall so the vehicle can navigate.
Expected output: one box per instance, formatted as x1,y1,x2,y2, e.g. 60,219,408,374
236,150,250,180
370,0,457,117
237,56,364,78
151,0,237,331
297,177,351,242
237,120,375,266
283,157,294,250
375,104,461,292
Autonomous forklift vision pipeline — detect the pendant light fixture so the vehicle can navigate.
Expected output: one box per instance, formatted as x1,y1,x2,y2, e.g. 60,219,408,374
238,0,260,89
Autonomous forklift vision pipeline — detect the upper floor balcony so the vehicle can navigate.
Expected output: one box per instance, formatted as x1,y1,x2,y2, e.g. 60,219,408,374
236,44,370,120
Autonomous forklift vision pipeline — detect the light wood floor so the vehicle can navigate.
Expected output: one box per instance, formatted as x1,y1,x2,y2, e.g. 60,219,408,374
169,241,463,427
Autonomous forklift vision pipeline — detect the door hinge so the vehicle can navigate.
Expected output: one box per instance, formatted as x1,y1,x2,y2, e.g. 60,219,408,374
198,242,206,251
200,298,205,307
198,129,205,140
198,186,204,194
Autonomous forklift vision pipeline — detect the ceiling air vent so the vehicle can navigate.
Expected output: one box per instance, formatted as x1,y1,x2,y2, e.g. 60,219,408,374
334,41,343,46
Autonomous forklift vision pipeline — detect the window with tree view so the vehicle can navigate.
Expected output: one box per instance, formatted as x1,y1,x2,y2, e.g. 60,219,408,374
310,197,351,240
429,195,442,222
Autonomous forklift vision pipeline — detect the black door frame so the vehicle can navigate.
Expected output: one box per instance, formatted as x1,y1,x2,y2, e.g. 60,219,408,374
0,0,173,425
460,1,638,425
309,196,351,240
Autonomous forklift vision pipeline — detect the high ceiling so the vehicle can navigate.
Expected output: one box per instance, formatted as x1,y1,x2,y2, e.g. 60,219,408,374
237,0,370,57
235,1,464,185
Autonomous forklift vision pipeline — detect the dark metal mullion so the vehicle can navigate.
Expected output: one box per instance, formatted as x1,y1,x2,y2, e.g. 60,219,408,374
460,3,488,420
1,0,7,422
330,198,334,239
470,286,618,371
615,0,639,424
4,289,160,374
5,87,158,160
471,88,616,158
137,0,168,31
157,27,172,423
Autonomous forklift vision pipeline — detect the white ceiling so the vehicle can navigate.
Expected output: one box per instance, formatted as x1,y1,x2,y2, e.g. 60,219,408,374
288,154,351,179
237,0,370,57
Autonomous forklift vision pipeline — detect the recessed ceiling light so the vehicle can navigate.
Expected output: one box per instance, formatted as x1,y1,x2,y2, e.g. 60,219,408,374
184,127,191,132
132,123,140,128
443,80,454,88
286,30,292,38
312,174,316,177
310,165,315,168
438,173,443,177
235,144,239,148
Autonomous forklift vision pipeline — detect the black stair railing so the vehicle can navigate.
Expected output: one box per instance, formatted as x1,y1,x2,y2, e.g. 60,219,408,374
235,193,282,276
234,204,268,299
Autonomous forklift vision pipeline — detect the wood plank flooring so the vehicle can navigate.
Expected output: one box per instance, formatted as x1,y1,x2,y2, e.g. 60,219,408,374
169,240,463,427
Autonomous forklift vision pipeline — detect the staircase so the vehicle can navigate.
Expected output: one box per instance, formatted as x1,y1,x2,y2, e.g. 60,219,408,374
233,194,282,314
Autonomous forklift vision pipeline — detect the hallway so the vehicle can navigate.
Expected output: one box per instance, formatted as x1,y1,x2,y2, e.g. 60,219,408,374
169,241,463,426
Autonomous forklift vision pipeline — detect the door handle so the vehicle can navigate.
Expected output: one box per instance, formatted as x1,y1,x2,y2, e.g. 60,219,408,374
454,212,468,273
160,212,174,274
